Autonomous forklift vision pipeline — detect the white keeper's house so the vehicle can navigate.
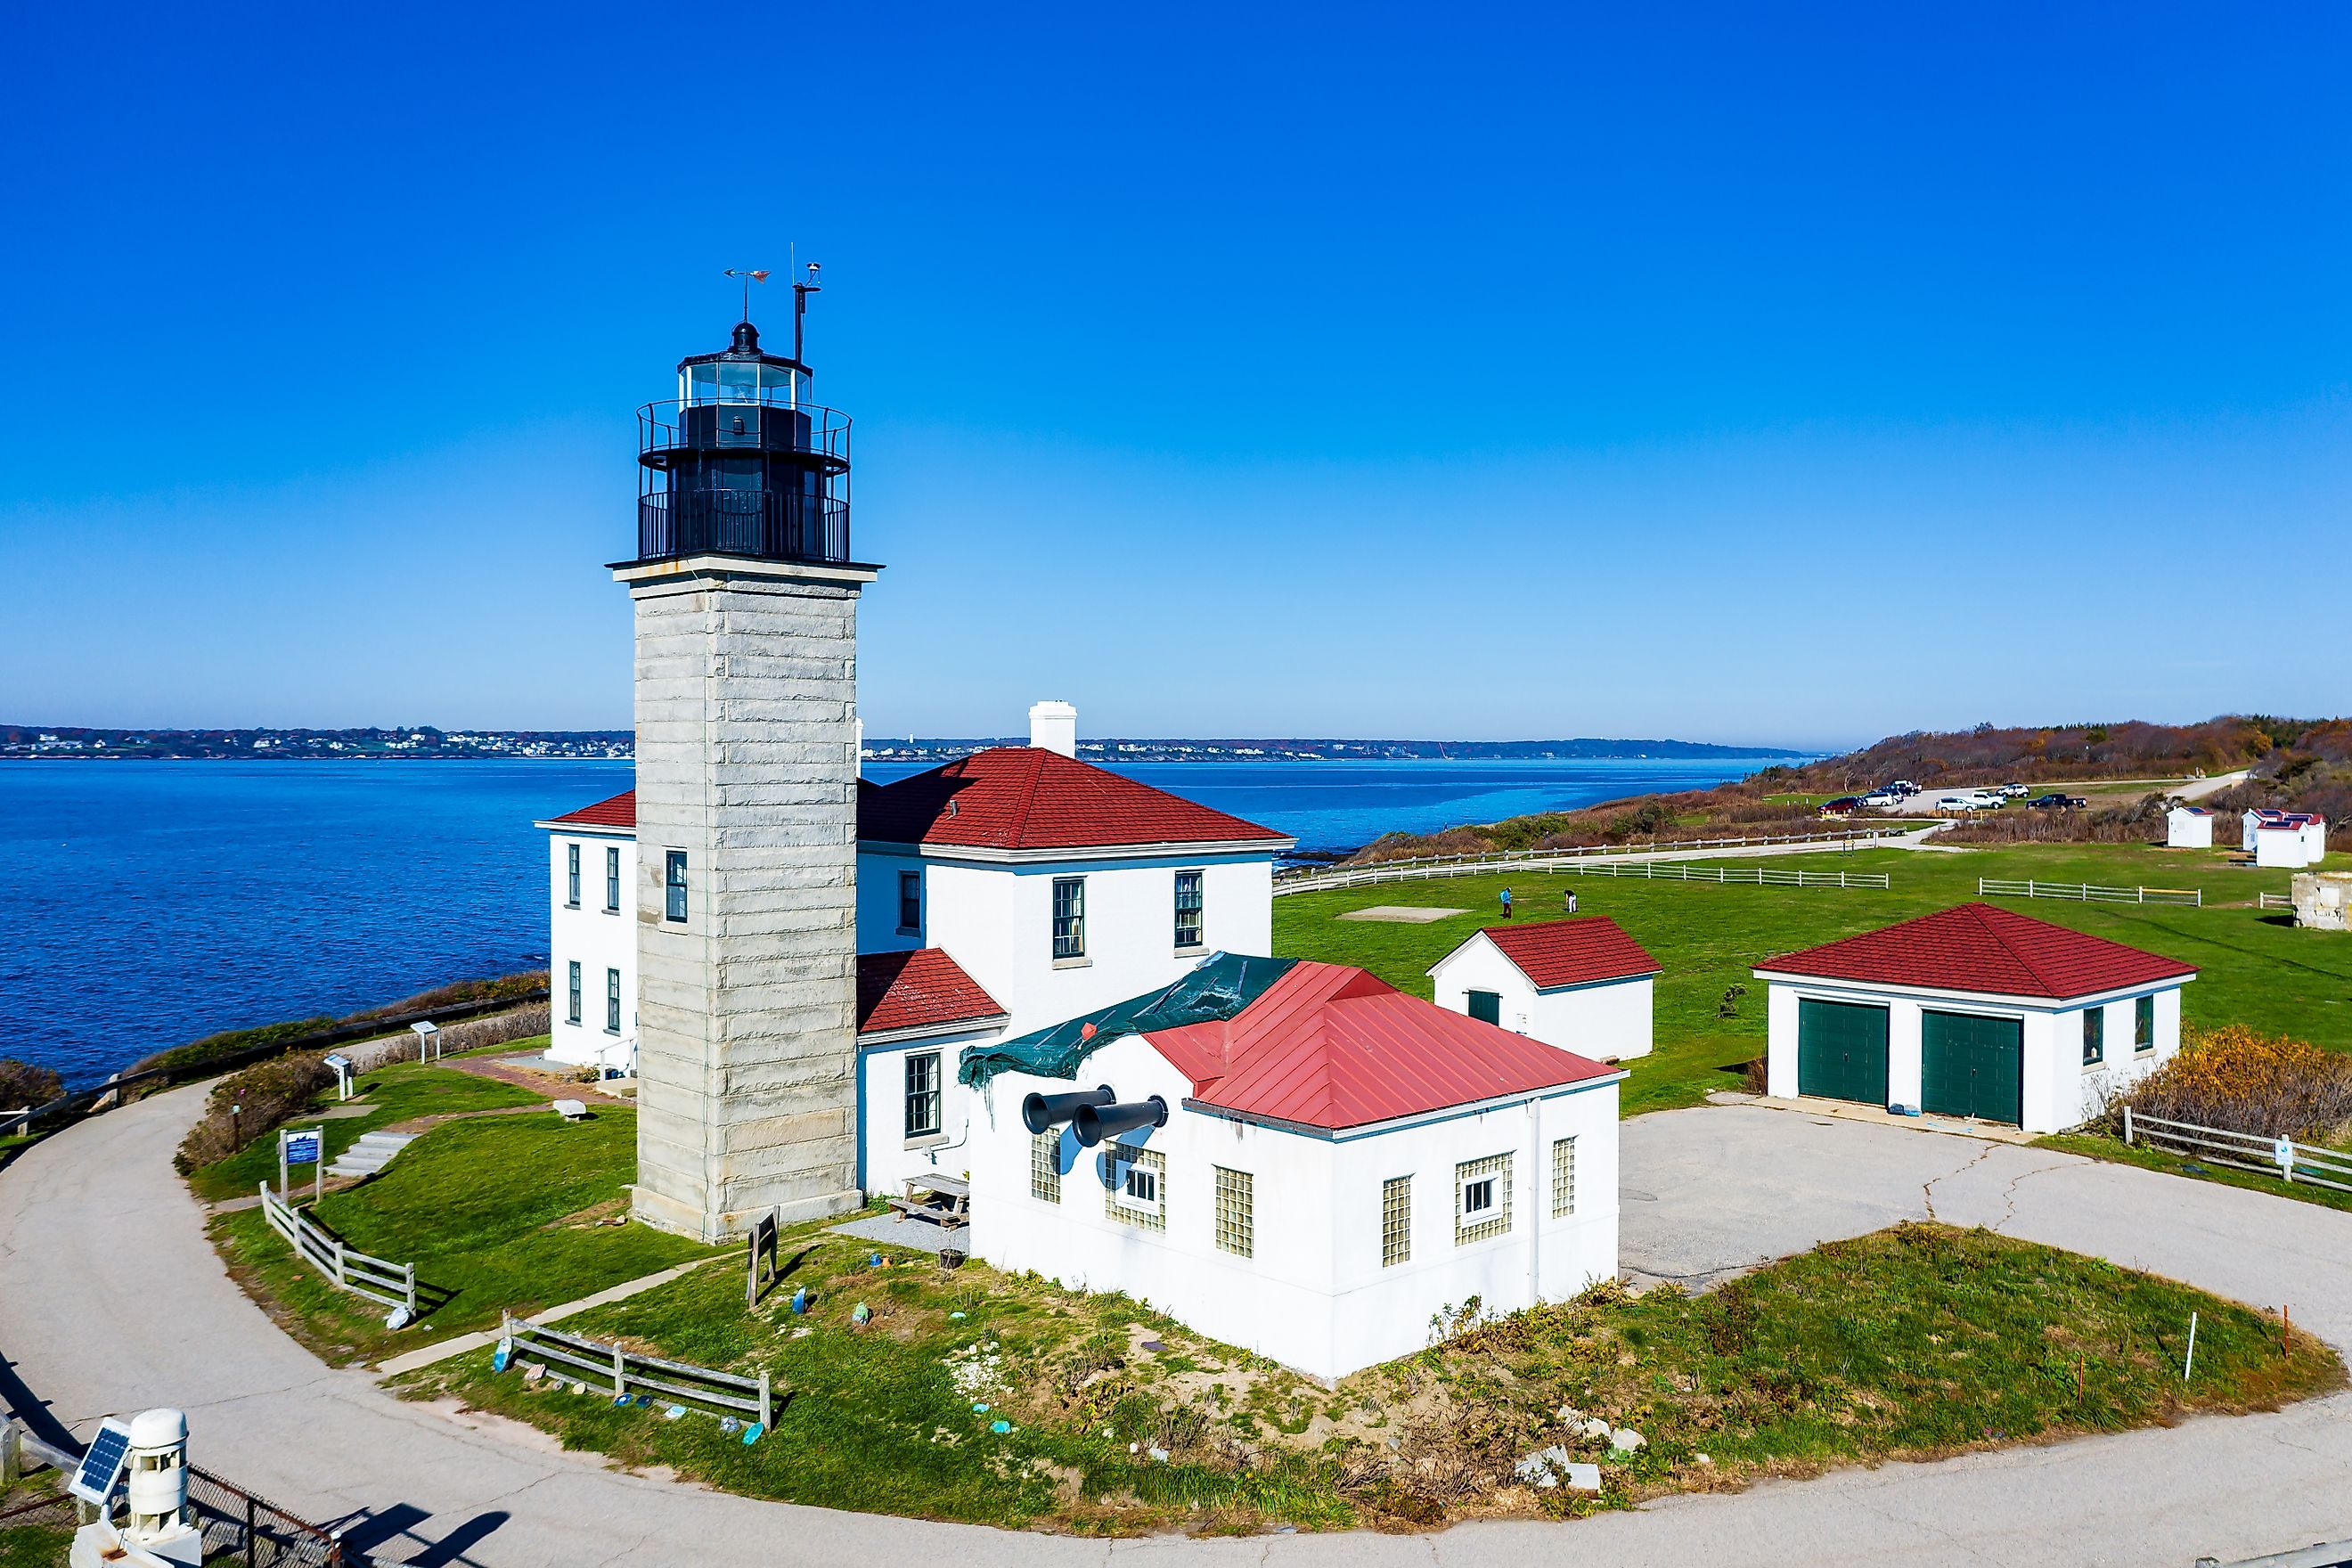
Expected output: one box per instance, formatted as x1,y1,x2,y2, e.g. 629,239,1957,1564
1426,917,1660,1062
1754,902,2196,1133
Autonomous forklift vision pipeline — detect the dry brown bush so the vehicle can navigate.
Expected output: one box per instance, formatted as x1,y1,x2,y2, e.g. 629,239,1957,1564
174,1053,336,1173
2107,1025,2352,1143
0,1058,65,1109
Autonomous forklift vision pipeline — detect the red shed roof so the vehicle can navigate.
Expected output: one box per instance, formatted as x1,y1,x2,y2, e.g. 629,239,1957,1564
859,747,1291,853
856,948,1007,1037
1463,918,1661,989
542,789,636,829
1144,960,1619,1131
1757,902,2196,1000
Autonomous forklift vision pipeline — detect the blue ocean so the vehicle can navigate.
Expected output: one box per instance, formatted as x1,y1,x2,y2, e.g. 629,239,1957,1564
0,755,1782,1086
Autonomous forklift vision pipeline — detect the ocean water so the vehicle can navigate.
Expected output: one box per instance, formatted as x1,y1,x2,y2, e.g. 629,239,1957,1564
1,754,1777,1086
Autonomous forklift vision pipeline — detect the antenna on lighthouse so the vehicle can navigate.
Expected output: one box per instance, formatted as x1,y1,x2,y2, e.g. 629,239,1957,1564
723,266,771,323
794,262,822,363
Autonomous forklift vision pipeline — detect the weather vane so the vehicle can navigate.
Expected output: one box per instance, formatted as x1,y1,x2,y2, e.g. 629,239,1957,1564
723,267,770,323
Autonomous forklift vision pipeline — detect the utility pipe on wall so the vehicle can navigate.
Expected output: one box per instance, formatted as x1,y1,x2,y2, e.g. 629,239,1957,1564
1526,1092,1544,1306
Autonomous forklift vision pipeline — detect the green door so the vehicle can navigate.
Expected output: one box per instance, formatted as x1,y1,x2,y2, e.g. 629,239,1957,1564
1796,999,1889,1105
1466,989,1501,1025
1920,1010,2024,1124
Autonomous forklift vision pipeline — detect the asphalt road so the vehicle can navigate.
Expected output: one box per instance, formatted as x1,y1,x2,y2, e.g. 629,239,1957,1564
3,1088,2348,1567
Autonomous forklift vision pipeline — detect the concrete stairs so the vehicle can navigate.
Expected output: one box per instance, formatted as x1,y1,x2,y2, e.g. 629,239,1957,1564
327,1131,418,1180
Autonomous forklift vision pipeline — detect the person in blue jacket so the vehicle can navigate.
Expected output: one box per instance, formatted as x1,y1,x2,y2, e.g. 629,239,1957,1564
1499,886,1514,919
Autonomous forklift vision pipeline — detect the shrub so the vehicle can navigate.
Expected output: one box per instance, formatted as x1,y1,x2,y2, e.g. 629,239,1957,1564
0,1058,64,1109
2110,1025,2352,1143
174,1053,336,1174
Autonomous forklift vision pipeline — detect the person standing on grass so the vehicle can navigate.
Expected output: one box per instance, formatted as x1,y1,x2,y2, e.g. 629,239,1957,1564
1500,886,1514,919
1565,890,1578,916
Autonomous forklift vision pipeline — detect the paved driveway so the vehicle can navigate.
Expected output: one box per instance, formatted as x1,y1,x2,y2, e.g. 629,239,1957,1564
3,1089,2348,1567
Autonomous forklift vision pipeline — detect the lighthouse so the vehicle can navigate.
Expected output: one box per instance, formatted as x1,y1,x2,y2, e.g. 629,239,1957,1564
615,277,875,1240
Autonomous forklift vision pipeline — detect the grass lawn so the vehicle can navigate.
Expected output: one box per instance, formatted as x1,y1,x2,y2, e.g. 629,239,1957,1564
406,1220,2341,1534
0,1474,75,1568
187,1053,549,1204
210,1103,720,1364
1273,841,2349,1117
2038,1131,2352,1217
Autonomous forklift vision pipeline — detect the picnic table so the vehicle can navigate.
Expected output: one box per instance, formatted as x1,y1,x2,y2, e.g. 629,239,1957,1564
886,1172,969,1230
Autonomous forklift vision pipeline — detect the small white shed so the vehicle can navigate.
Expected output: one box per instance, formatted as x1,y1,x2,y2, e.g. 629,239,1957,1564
2255,823,2314,870
1427,918,1661,1062
2164,805,2213,849
2243,808,2328,862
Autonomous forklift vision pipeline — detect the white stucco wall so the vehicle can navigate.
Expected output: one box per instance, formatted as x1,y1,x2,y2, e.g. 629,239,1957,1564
964,1032,1621,1382
2165,809,2213,849
855,1023,1002,1197
545,829,637,1072
1760,974,2186,1133
1428,934,1654,1061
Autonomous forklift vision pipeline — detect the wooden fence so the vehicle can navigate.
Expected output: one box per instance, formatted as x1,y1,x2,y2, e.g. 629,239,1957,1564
258,1184,418,1315
1275,827,1910,895
1550,862,1889,889
500,1312,773,1427
2123,1106,2352,1195
1979,878,2201,908
2259,891,2294,911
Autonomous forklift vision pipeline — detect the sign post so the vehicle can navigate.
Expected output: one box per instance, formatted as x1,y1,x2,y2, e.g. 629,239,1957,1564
411,1021,440,1062
282,1127,323,1203
323,1054,354,1101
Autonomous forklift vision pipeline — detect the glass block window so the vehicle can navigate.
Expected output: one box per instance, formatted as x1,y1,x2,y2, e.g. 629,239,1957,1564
1104,1145,1165,1230
1213,1166,1254,1257
1381,1176,1412,1267
1550,1136,1577,1218
665,851,689,923
1173,870,1205,950
566,961,582,1025
566,843,581,907
1030,1130,1061,1204
605,845,621,911
2082,1009,2104,1066
1052,877,1086,960
2135,995,2155,1052
1455,1152,1513,1245
903,1051,942,1139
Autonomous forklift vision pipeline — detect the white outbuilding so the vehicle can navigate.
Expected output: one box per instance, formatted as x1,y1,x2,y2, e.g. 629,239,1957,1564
1755,902,2196,1133
2164,805,2214,849
2243,808,2327,865
961,955,1623,1381
535,790,641,1076
1427,917,1660,1061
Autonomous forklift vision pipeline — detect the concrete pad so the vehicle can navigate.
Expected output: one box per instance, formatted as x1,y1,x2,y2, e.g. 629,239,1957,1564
1335,905,1469,923
829,1210,961,1255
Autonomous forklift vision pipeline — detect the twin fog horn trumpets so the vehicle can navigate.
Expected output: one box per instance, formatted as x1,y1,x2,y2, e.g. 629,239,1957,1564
1021,1084,1168,1147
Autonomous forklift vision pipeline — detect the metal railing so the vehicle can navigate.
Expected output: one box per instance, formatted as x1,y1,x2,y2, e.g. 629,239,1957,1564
638,397,851,468
635,487,849,566
1978,878,2201,907
2123,1106,2352,1194
185,1464,355,1568
1274,827,1909,895
499,1312,774,1427
1551,862,1890,889
258,1185,419,1316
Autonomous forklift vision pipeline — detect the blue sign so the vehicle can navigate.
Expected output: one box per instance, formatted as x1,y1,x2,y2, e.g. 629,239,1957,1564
285,1130,322,1165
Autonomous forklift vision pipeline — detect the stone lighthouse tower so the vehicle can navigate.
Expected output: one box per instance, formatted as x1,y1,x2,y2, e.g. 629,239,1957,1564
614,276,874,1240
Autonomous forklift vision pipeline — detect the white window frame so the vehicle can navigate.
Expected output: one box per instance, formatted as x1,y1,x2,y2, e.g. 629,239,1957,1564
903,1050,943,1141
565,843,581,908
1458,1174,1498,1219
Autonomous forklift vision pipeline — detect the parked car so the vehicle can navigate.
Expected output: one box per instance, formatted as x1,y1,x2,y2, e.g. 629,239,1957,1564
1819,796,1863,818
1997,782,2029,798
1941,791,2004,813
1861,788,1903,809
1887,780,1920,796
2029,793,2090,810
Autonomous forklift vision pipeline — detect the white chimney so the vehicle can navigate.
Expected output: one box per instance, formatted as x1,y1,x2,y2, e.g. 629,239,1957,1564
1029,700,1078,757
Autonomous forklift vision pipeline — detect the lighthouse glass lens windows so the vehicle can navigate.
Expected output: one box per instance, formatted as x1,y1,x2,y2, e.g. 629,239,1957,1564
665,852,689,923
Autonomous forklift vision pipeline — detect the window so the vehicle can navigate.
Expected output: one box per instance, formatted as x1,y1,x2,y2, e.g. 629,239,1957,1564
1455,1152,1513,1245
665,851,689,923
1104,1146,1165,1230
2082,1008,2104,1066
567,961,582,1025
1381,1176,1412,1267
904,1051,942,1139
1466,990,1501,1025
898,870,921,933
565,844,581,908
605,968,622,1033
1213,1166,1254,1257
605,845,621,912
1051,876,1086,960
1550,1136,1577,1217
1173,870,1205,950
2135,995,2155,1053
1030,1130,1062,1204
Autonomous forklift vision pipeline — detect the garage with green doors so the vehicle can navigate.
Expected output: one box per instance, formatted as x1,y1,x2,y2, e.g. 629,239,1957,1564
1919,1009,2022,1124
1795,997,1888,1106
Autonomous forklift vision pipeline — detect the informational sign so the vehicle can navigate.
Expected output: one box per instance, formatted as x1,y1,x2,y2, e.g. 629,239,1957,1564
281,1126,326,1202
284,1130,322,1166
2276,1135,2298,1177
747,1209,780,1307
69,1417,134,1505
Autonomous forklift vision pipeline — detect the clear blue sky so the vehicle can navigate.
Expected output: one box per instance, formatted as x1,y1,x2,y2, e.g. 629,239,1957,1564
4,4,2346,751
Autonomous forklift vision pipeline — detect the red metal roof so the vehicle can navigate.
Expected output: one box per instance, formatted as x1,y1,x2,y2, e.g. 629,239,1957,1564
1472,918,1660,989
855,948,1007,1036
1144,960,1618,1131
859,747,1291,852
543,789,636,829
1757,902,2196,1000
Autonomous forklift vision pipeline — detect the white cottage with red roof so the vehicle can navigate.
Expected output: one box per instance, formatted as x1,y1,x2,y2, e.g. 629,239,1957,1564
535,790,641,1075
963,958,1622,1380
1426,918,1661,1061
1755,902,2196,1132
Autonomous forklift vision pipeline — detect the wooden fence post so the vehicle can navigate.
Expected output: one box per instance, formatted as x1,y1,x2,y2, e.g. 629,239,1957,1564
613,1345,626,1398
404,1262,418,1312
2122,1104,2134,1146
332,1240,347,1286
759,1370,772,1429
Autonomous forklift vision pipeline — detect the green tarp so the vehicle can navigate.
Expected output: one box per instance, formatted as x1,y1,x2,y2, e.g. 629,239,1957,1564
956,952,1296,1088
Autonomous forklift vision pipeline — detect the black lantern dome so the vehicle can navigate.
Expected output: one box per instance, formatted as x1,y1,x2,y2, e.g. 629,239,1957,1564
634,313,852,565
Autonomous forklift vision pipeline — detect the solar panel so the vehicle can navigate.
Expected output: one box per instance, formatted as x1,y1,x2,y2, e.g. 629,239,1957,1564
69,1418,133,1505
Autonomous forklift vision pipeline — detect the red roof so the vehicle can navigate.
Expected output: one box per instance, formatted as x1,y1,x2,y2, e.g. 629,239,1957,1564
1143,960,1619,1131
855,949,1007,1036
1471,918,1660,989
859,747,1290,852
1758,902,2196,1000
543,789,636,829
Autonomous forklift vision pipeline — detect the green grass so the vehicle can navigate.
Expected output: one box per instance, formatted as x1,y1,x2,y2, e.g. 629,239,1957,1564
1275,841,2349,1116
0,1474,75,1568
210,1104,719,1364
408,1220,2340,1533
2037,1131,2352,1217
187,1054,548,1204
